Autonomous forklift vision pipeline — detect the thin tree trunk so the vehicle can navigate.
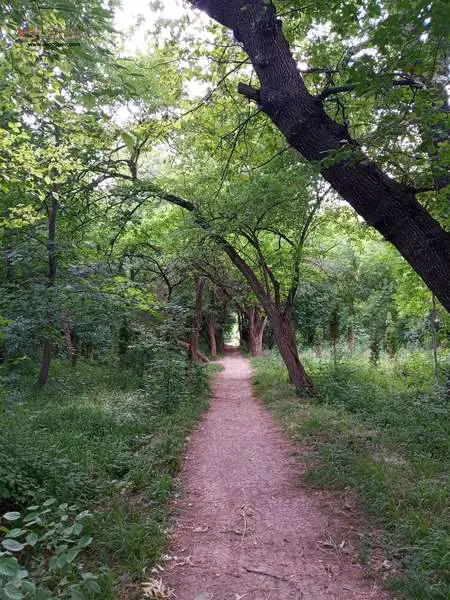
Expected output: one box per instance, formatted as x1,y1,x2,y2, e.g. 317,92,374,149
347,319,354,357
62,314,75,366
208,314,217,357
36,341,52,388
190,274,205,363
193,0,450,311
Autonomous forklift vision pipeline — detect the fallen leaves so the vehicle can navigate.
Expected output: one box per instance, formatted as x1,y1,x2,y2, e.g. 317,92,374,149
142,578,175,599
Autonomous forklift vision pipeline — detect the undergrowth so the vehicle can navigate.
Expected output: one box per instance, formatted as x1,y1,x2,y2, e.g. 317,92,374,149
252,350,450,600
0,358,220,599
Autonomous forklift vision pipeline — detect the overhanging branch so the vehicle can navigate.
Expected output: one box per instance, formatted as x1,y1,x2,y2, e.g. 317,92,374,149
237,82,261,103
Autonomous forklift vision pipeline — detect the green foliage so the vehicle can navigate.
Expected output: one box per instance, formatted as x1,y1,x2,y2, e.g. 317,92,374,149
0,359,214,597
384,313,398,358
369,327,381,366
253,350,450,600
0,1,449,598
0,500,98,600
328,304,340,365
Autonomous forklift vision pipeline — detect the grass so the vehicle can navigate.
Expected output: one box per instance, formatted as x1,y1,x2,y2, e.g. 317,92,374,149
252,349,450,600
0,358,221,598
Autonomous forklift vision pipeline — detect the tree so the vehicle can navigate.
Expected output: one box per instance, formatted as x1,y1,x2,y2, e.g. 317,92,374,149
329,304,340,367
384,313,398,359
238,305,267,356
191,0,450,310
189,273,205,363
141,181,316,392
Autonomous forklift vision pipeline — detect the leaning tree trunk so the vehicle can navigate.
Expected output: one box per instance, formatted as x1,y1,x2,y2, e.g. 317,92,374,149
193,0,450,311
247,306,267,356
190,274,205,363
270,310,314,394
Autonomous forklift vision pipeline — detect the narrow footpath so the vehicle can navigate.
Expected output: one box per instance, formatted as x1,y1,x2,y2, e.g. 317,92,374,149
164,349,390,600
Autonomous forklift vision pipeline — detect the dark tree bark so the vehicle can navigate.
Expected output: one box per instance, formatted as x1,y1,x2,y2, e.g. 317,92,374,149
193,0,450,311
270,309,313,392
190,274,205,362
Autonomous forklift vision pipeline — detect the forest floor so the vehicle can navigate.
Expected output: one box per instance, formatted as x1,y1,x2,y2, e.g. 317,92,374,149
163,348,392,600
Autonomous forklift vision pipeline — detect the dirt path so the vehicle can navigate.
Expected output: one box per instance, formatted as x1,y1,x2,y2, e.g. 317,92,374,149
164,350,390,600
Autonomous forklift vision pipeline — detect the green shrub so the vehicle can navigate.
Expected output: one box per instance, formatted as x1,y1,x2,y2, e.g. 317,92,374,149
0,499,100,599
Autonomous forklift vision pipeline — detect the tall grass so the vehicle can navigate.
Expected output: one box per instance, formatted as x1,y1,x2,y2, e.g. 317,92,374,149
0,359,219,598
252,349,449,600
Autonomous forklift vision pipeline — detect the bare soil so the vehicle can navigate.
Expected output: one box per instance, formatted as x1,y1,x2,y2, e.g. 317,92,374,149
164,349,392,600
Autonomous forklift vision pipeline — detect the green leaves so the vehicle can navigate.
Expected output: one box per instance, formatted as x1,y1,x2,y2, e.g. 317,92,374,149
81,95,96,110
0,500,97,598
2,514,20,523
1,539,24,553
121,131,136,152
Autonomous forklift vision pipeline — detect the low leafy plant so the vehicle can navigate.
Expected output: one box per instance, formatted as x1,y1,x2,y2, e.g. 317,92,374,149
0,499,100,600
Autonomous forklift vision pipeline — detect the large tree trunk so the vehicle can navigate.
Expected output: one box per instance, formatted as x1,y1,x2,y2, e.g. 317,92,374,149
247,306,267,356
193,0,450,311
190,274,205,362
270,309,314,394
